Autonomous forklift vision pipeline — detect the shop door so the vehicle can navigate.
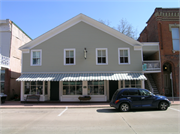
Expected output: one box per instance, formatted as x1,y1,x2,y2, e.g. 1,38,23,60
50,81,59,100
109,81,118,101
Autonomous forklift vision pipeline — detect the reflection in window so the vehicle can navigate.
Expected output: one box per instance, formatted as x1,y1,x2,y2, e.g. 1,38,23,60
24,81,43,95
63,81,82,95
88,81,104,95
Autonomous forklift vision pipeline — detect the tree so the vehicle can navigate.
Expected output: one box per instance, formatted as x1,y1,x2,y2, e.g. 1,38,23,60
99,18,138,40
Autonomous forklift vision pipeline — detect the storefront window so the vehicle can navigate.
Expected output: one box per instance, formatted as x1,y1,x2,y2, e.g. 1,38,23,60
63,81,82,95
24,81,43,95
88,81,104,95
125,80,141,88
0,70,5,93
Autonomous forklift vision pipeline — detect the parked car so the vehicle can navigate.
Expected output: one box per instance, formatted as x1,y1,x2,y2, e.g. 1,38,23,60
110,88,171,112
0,93,7,103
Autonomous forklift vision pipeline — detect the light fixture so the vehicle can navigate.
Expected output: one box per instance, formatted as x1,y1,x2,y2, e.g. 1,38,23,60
84,48,87,59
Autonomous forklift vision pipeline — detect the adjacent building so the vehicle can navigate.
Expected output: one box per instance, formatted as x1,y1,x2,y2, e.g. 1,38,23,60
17,14,161,102
138,8,179,97
0,19,32,100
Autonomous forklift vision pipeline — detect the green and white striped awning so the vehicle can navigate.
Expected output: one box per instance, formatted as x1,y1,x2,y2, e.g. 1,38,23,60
16,73,147,81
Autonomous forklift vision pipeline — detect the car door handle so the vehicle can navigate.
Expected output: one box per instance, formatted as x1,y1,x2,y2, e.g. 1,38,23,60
141,97,145,99
127,97,131,99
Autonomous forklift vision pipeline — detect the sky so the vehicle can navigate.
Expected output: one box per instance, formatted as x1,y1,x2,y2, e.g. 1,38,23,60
0,0,179,40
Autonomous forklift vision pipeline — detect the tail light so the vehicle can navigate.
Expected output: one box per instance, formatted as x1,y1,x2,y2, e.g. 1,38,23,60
115,100,119,104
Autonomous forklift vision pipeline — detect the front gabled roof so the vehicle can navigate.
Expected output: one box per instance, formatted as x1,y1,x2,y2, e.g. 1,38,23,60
19,13,142,50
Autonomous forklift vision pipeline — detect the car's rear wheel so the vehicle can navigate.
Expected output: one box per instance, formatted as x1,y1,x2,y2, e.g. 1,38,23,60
119,103,129,112
159,101,168,110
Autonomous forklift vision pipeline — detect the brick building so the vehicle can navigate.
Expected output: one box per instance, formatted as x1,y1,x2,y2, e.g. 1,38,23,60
138,8,179,97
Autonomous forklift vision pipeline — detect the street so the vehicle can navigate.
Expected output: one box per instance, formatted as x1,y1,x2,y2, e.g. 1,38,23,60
0,105,180,134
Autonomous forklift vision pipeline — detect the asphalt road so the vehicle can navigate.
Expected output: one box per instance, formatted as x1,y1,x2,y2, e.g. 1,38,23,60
0,105,180,134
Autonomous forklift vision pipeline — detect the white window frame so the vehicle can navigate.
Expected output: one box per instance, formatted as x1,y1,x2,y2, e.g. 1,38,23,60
64,48,76,65
96,48,108,65
118,48,130,65
31,49,42,66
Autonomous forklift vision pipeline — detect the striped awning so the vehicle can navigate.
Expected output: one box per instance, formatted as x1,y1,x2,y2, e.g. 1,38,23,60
16,73,147,81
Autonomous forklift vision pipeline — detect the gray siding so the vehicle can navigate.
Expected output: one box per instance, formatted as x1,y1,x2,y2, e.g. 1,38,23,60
23,22,142,72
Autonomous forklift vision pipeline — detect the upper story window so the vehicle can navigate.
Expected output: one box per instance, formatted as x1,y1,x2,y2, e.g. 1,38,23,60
31,50,42,66
118,48,130,64
96,48,108,65
171,28,179,50
64,49,76,65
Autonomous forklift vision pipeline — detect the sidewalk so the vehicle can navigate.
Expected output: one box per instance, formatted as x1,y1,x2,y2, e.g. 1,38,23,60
0,100,179,109
0,101,110,109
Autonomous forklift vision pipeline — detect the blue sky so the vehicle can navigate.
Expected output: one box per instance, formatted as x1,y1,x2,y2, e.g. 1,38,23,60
0,0,179,39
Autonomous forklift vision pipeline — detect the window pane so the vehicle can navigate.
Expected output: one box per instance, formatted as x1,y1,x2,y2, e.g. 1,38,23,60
173,40,179,50
70,86,75,95
70,81,76,85
63,86,69,95
99,81,104,85
129,89,140,96
70,51,74,57
94,81,99,85
24,86,30,94
124,50,128,56
1,70,5,81
70,58,74,63
31,81,36,86
120,57,124,63
98,50,101,56
102,50,106,56
76,81,82,85
66,51,69,57
98,57,101,63
33,59,37,64
125,80,129,88
88,81,93,85
33,51,40,58
31,86,36,94
172,28,179,39
63,81,69,85
88,86,94,95
66,58,69,64
76,86,82,95
99,86,104,95
120,50,123,56
122,90,129,95
124,57,128,63
94,86,98,95
37,81,43,85
102,57,106,63
37,85,43,95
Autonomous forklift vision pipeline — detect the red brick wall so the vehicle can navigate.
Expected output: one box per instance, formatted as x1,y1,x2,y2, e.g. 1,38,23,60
139,8,179,97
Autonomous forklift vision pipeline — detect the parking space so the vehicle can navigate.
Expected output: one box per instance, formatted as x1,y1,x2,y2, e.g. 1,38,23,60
0,105,180,134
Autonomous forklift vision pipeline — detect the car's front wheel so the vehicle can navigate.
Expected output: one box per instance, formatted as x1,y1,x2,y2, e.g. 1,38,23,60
119,103,130,112
159,101,168,110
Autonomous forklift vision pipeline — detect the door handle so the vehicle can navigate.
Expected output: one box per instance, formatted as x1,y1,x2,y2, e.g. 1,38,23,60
141,97,145,99
127,97,131,99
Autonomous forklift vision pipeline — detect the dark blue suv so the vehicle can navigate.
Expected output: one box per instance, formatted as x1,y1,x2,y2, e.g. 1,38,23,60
110,88,171,112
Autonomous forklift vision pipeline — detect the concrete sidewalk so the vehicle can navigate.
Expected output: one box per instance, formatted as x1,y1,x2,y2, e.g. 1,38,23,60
0,100,179,109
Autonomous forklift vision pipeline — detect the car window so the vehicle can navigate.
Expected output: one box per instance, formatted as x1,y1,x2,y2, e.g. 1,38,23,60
129,89,140,96
139,89,151,96
122,90,129,96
